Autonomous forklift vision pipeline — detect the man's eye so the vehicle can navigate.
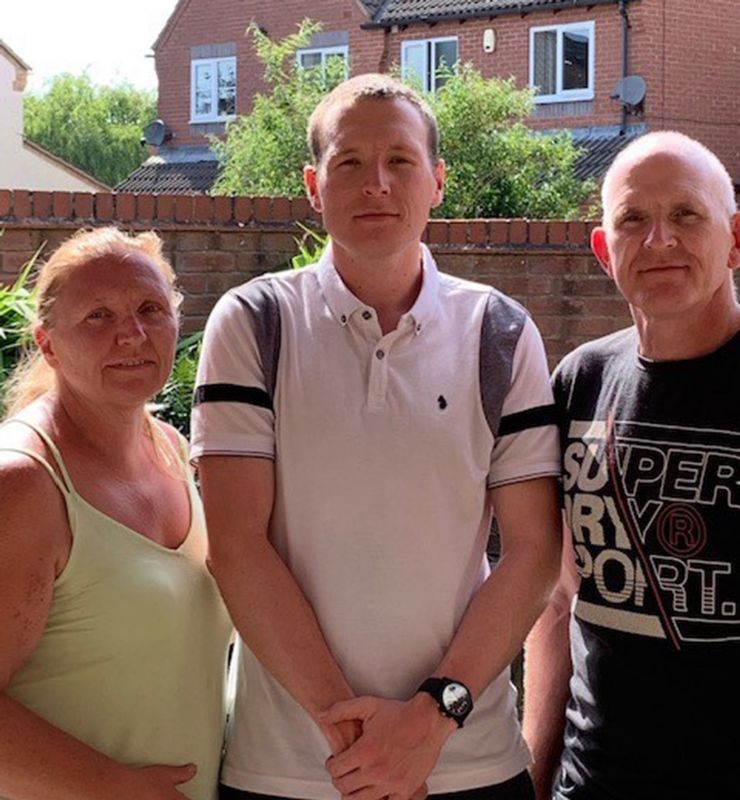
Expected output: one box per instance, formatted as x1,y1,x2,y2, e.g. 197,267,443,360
338,158,359,167
141,303,164,314
87,309,110,321
675,208,698,220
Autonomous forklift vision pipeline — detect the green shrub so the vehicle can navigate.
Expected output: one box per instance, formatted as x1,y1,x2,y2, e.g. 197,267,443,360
0,240,43,415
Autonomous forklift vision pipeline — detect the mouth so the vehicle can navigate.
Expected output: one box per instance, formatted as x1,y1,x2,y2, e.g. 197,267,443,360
107,358,155,369
639,264,688,274
353,212,400,221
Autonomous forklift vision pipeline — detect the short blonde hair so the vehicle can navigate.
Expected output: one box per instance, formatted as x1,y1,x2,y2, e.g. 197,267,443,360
3,227,181,418
307,73,439,166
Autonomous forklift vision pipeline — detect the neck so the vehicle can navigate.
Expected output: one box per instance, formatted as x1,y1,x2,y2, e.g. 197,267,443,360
47,387,151,466
331,241,424,333
633,299,740,361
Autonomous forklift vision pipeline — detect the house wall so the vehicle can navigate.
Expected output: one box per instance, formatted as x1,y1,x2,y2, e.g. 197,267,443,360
0,55,105,192
373,0,740,179
0,189,634,368
155,0,384,148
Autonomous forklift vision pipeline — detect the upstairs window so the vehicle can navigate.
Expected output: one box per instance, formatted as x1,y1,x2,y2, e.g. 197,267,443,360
191,56,236,123
297,45,349,80
529,22,595,103
401,37,458,93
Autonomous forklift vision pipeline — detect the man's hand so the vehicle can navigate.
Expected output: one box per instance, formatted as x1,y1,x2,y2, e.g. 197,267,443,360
318,718,364,757
320,694,455,800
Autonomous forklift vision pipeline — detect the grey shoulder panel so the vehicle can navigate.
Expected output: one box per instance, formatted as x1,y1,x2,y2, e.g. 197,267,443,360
231,277,282,403
479,290,527,438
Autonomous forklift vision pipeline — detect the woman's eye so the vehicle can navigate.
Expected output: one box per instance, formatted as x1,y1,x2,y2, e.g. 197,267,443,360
86,309,110,321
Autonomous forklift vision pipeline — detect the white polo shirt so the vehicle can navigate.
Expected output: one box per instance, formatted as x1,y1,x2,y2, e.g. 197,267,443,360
191,244,560,798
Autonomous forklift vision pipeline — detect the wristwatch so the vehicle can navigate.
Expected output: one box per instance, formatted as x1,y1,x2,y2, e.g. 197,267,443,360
417,677,473,728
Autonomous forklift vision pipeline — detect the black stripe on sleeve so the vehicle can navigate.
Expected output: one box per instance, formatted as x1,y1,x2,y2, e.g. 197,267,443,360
498,403,557,437
193,383,273,411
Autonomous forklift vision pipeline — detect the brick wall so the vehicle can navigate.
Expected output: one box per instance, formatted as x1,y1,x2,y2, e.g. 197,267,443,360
0,189,633,368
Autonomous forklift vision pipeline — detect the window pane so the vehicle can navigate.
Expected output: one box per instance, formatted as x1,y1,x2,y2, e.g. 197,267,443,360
562,31,589,90
433,40,458,90
300,51,322,69
217,60,236,116
402,42,428,91
195,64,212,116
533,30,557,95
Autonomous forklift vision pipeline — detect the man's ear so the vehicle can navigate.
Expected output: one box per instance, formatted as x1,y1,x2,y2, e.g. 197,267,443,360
34,326,58,368
303,164,322,213
728,213,740,271
591,226,613,278
430,159,446,209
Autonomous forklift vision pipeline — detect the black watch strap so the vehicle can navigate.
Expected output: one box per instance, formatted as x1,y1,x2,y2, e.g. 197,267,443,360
417,676,473,728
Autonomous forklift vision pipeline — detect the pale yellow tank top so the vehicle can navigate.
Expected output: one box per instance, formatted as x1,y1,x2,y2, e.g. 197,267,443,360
2,419,232,800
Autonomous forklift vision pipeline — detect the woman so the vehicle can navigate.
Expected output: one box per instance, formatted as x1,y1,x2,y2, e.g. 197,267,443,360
0,227,232,800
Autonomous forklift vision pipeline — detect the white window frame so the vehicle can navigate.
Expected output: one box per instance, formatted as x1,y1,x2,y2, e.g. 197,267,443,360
401,36,459,93
296,45,349,79
529,21,595,104
190,56,237,124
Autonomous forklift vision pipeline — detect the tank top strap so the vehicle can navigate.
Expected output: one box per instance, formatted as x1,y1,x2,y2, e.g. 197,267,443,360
0,418,74,495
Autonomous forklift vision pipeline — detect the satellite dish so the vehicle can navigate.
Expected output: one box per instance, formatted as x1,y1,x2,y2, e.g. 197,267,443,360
142,119,172,147
610,76,646,110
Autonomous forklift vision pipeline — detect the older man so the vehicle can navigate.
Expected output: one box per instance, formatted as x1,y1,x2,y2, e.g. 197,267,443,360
191,74,561,800
523,131,740,800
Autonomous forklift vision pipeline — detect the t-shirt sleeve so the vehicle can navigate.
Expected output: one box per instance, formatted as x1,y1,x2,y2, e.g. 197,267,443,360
487,315,561,488
190,285,276,462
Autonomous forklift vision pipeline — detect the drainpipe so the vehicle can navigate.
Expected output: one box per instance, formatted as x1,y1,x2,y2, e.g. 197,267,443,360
619,0,630,134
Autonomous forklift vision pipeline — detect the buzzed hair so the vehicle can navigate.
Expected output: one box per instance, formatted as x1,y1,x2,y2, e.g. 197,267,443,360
602,131,737,219
307,73,439,166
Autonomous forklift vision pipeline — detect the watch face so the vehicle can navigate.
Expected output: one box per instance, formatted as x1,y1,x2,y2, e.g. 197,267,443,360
441,682,471,717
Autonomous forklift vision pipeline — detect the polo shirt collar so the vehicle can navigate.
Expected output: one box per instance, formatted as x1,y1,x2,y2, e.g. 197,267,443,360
316,241,439,332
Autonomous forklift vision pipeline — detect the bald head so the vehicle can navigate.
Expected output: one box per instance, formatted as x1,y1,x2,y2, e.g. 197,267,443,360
602,132,737,224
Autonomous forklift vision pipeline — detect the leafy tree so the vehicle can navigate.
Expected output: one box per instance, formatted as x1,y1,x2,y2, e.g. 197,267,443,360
212,20,347,196
431,65,592,218
212,22,593,217
24,74,156,187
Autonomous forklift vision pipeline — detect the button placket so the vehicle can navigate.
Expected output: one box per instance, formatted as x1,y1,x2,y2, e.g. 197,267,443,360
367,329,402,410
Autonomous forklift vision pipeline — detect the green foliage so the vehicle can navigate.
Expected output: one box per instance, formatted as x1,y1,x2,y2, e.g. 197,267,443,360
291,224,328,269
153,331,203,436
213,23,592,217
212,20,348,197
430,65,593,218
0,238,42,414
24,73,156,187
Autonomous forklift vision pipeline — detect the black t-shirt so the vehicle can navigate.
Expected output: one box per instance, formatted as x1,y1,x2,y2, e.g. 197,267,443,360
552,327,740,800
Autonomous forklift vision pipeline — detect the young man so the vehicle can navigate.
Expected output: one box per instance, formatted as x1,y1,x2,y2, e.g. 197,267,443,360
523,132,740,800
192,74,561,800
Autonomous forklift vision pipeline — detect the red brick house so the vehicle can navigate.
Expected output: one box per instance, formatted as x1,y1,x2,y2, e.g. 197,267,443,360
118,0,740,195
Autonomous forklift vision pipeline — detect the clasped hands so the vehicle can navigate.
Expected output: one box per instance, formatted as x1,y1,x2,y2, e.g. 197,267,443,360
317,694,457,800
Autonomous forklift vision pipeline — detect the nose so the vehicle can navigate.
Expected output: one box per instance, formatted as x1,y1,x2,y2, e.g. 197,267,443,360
644,216,677,250
362,160,391,196
116,313,147,346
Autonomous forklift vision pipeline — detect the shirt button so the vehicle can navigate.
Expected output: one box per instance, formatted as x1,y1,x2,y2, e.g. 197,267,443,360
340,314,347,324
416,323,422,333
375,349,385,360
362,310,372,320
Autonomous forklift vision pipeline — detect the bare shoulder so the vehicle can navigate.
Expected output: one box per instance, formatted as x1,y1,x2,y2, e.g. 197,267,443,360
0,417,71,575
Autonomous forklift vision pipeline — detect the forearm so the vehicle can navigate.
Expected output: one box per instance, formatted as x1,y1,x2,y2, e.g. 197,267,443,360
521,599,572,800
434,533,560,698
209,540,355,717
0,693,132,800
